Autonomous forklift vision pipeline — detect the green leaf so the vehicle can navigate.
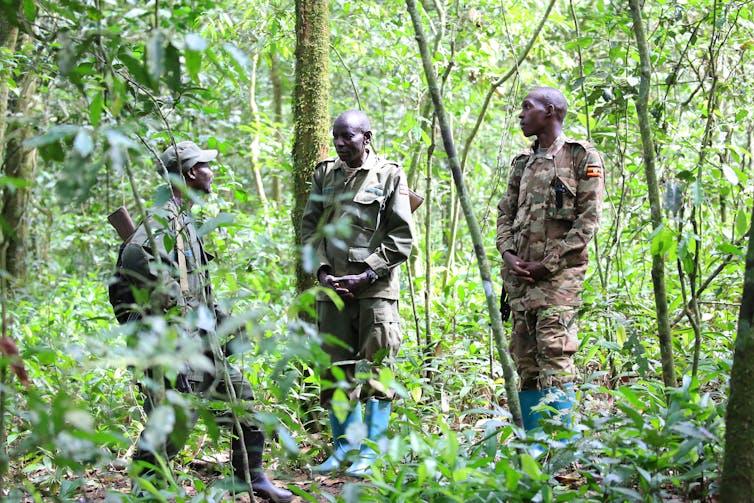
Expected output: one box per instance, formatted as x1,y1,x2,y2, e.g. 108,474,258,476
118,51,154,91
22,0,36,22
717,242,744,257
691,180,705,206
735,210,749,238
73,129,94,158
165,43,181,92
520,454,542,479
147,29,165,84
721,164,739,185
185,33,207,51
23,125,79,148
89,90,104,127
197,212,236,237
650,224,675,256
185,49,202,81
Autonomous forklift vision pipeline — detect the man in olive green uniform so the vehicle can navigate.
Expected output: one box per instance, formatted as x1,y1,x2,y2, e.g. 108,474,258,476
118,141,291,502
301,110,414,476
496,87,604,443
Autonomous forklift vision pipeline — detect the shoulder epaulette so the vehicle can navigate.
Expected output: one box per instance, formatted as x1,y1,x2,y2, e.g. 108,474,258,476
563,136,595,151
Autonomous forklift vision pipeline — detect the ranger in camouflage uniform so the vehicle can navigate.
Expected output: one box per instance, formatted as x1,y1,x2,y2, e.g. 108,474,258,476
120,141,291,502
496,87,604,441
301,110,414,476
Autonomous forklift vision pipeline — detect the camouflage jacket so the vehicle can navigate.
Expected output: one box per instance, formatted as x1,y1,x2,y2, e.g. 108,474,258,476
496,135,604,310
301,150,414,300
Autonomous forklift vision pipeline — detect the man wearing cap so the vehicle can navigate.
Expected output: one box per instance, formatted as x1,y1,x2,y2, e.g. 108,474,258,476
300,111,414,477
119,140,292,502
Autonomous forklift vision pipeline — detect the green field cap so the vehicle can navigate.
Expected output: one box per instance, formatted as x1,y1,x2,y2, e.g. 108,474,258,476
160,141,218,174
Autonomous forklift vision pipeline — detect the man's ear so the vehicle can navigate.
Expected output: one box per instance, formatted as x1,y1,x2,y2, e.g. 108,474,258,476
185,166,197,181
364,130,373,144
545,104,555,116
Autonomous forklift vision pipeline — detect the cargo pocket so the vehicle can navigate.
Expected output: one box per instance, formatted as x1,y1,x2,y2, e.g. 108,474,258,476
360,305,402,364
559,310,579,355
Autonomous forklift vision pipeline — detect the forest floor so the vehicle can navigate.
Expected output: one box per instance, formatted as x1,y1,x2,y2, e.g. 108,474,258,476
21,454,346,502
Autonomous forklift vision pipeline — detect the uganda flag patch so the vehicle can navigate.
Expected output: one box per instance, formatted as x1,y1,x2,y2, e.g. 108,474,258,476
586,165,602,178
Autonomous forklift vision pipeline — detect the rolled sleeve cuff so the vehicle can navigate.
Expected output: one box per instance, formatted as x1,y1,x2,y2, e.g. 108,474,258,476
364,253,389,278
541,252,561,274
498,238,516,256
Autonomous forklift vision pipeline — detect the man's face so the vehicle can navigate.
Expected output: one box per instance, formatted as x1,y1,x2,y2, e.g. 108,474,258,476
518,92,549,138
186,162,213,193
332,118,371,168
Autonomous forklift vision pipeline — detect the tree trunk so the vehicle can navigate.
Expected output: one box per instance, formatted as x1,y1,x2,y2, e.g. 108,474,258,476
628,0,676,387
405,0,522,427
1,34,38,284
0,20,19,166
720,197,754,501
292,0,330,294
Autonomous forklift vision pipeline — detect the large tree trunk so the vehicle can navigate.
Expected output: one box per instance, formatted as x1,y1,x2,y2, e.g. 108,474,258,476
720,198,754,501
292,0,330,294
405,0,522,427
628,0,676,387
1,34,38,284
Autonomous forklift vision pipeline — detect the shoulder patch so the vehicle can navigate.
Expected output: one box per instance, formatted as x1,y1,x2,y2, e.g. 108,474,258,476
586,165,603,178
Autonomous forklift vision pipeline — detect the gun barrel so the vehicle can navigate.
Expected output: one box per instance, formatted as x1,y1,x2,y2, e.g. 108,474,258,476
108,206,136,241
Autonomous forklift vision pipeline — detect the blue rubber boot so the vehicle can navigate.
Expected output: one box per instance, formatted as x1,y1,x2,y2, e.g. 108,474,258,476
345,398,391,477
518,389,547,431
518,389,548,458
312,405,362,474
547,383,578,439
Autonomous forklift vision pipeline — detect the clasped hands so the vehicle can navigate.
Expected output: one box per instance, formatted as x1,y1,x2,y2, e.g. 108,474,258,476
502,251,548,283
318,267,375,299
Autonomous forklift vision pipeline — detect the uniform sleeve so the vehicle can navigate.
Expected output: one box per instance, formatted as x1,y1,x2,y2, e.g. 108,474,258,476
119,217,182,312
300,164,332,272
363,168,414,277
540,147,604,272
496,157,524,257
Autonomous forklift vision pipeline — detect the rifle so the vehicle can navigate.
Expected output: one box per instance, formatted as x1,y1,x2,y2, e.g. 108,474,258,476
108,206,136,241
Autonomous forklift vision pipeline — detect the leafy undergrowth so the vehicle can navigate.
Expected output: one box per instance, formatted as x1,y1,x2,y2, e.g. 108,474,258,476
3,372,722,502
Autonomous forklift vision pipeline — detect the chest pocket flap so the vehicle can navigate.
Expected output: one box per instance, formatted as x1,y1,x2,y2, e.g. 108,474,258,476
547,175,578,221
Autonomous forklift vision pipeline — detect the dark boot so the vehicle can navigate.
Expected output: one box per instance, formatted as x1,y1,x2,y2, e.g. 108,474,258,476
231,426,293,503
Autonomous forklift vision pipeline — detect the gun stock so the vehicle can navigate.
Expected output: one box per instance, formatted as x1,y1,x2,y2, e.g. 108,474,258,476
108,206,136,241
408,189,424,213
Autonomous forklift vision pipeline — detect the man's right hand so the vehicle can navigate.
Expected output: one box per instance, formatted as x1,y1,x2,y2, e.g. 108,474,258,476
318,267,338,289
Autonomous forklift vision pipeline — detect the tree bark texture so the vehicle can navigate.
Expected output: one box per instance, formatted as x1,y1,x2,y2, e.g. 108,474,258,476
628,0,676,387
292,0,330,293
1,34,37,284
405,0,522,427
720,197,754,501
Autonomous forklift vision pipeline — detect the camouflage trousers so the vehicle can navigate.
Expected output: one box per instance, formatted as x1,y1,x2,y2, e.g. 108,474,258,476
133,361,257,469
509,306,579,390
316,298,403,407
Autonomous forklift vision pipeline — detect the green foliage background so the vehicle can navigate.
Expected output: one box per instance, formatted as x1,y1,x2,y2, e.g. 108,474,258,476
0,0,751,500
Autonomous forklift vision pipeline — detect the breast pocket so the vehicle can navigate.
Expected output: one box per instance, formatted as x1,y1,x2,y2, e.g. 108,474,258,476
546,176,577,221
350,190,385,233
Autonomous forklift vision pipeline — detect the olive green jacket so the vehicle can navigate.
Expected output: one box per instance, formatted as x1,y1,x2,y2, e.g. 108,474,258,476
301,150,414,300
